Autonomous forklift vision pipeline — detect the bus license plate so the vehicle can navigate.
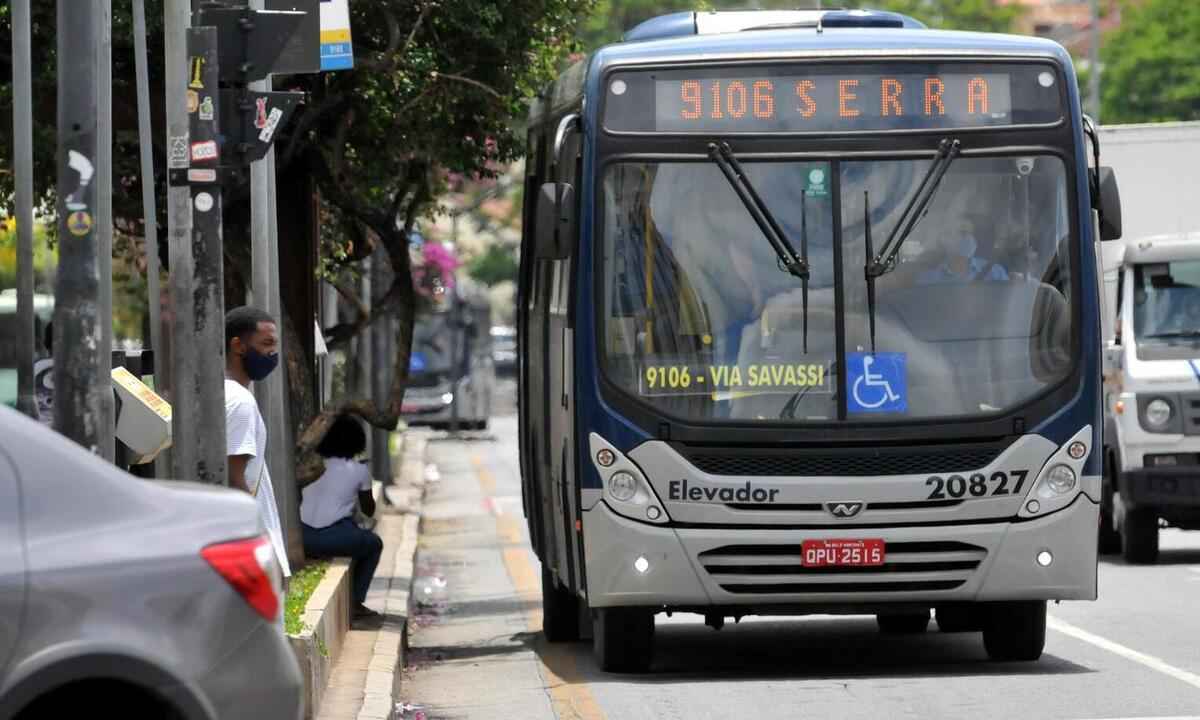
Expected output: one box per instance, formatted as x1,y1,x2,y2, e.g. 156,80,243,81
801,539,885,567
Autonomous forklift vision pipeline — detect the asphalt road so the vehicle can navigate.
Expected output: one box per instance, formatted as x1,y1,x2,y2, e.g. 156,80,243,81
401,387,1200,720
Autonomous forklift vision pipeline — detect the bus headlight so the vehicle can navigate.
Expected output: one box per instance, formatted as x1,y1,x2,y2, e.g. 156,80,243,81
1039,464,1077,498
609,471,638,502
1144,398,1172,429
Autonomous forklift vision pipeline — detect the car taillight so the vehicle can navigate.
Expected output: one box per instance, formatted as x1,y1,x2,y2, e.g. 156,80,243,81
201,536,280,621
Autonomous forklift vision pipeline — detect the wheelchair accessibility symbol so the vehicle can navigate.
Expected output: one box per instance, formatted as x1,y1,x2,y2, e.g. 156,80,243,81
847,352,907,413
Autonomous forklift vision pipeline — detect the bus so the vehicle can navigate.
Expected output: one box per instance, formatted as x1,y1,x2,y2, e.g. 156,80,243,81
518,8,1122,672
401,277,496,431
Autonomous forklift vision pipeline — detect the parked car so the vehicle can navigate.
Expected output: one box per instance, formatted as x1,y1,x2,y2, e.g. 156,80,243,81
491,325,517,376
0,405,303,720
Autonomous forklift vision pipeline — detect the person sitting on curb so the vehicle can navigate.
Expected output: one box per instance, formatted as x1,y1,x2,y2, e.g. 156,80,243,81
300,414,384,624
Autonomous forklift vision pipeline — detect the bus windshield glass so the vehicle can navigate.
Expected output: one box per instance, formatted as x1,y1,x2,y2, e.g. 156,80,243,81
600,155,1074,422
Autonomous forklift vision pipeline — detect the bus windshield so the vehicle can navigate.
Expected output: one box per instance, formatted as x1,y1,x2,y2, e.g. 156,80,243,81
600,155,1074,423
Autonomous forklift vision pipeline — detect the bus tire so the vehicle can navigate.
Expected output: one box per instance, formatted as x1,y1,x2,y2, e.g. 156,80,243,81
541,566,580,642
593,608,654,673
1098,456,1121,554
876,611,929,634
983,601,1045,662
1121,507,1159,564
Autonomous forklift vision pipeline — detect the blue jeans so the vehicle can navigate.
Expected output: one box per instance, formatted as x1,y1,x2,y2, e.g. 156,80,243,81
301,518,383,605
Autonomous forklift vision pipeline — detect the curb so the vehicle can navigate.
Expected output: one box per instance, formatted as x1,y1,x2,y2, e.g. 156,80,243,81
355,430,429,720
289,559,352,719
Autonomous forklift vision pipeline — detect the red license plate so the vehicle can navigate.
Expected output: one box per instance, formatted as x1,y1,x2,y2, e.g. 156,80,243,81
801,539,885,567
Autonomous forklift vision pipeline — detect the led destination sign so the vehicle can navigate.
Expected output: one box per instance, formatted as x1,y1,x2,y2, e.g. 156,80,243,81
604,63,1064,134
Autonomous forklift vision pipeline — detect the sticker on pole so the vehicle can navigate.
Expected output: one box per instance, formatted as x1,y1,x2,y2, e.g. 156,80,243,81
190,140,218,162
194,192,215,213
258,108,284,143
66,211,93,237
847,352,907,414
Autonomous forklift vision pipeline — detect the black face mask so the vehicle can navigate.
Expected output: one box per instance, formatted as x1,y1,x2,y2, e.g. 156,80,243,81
243,347,279,381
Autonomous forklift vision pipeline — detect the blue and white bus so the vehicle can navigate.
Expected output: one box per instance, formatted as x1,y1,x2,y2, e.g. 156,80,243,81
519,8,1122,672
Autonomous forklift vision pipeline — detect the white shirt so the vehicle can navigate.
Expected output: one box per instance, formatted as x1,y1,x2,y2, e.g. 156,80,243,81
225,378,291,578
301,457,371,530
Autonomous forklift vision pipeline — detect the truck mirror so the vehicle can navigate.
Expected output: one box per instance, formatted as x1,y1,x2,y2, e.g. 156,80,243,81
535,182,574,260
1096,166,1122,241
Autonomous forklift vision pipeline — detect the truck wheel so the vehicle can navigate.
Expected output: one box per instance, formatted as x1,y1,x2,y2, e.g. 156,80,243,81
876,611,929,634
935,604,982,633
541,566,579,642
593,607,654,673
1098,458,1121,554
983,601,1046,662
1121,507,1159,564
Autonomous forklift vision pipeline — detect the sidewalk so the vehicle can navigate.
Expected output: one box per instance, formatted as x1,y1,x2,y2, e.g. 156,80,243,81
315,432,428,720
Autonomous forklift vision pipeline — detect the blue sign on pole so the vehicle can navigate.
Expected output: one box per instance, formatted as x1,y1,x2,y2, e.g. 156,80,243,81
846,352,907,414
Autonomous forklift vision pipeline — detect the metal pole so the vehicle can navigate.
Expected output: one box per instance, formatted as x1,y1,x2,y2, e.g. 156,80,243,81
1088,0,1101,121
164,0,190,473
12,0,36,420
178,26,228,485
54,0,102,450
97,0,116,461
133,0,162,421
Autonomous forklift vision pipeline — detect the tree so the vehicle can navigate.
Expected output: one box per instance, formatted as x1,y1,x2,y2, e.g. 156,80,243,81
0,1,595,482
1100,0,1200,123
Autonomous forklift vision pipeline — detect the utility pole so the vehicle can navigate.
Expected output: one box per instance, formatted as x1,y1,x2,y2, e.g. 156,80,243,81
371,246,393,484
163,0,191,474
1088,0,1101,121
176,25,229,485
54,0,102,450
133,0,164,477
97,0,116,461
12,0,36,420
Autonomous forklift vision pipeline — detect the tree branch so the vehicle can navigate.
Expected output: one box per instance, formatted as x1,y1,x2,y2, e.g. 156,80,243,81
432,71,505,100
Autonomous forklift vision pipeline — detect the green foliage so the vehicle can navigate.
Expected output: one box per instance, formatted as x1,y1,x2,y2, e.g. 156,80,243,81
0,222,57,293
468,243,519,286
579,0,1021,51
1100,0,1200,123
284,560,330,637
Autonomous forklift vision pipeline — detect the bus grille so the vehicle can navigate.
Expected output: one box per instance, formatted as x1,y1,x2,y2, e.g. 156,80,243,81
682,448,1002,477
698,541,986,595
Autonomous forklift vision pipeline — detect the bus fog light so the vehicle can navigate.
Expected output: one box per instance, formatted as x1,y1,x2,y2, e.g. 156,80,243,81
634,556,650,574
596,449,616,467
1036,550,1053,567
1043,464,1077,496
1068,441,1087,460
609,471,638,502
646,506,662,520
1026,499,1041,513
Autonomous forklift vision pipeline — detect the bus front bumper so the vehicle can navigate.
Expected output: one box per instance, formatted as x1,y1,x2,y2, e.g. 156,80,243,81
582,494,1098,610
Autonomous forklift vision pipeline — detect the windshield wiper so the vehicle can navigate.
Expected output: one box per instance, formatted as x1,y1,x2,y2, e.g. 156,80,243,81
708,140,810,353
862,138,961,351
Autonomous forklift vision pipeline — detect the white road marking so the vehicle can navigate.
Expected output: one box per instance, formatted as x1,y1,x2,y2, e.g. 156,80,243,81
1049,616,1200,691
1071,717,1200,720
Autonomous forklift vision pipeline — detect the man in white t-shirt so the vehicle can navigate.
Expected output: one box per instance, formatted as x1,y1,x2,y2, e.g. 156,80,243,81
224,306,292,621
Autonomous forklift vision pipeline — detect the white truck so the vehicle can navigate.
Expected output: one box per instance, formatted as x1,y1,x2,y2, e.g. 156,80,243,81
1098,121,1200,563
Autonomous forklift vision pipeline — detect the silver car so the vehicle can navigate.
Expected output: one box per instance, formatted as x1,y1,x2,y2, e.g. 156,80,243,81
0,406,303,719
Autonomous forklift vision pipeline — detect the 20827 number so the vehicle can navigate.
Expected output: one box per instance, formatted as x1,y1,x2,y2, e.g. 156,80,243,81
925,470,1028,500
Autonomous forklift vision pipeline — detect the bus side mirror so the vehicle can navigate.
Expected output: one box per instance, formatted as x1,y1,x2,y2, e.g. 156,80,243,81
1093,166,1122,241
535,182,574,260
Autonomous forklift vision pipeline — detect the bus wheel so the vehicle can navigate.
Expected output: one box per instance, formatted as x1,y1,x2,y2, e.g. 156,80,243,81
1098,460,1121,554
935,604,982,633
593,607,654,673
541,566,580,642
1121,507,1159,564
983,601,1045,662
876,611,929,634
